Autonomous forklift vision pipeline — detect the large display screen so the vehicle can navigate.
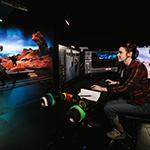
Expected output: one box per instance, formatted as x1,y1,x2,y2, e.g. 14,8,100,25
0,25,54,79
137,47,150,79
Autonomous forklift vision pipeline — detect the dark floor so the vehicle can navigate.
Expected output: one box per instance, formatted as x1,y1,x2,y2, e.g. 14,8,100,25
0,95,138,150
0,75,149,150
0,98,110,150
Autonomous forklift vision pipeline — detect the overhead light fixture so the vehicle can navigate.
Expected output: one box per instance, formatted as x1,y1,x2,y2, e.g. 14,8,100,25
0,0,28,12
65,19,70,26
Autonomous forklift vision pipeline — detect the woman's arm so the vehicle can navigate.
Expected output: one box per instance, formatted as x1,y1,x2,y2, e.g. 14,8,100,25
91,84,108,92
105,79,120,85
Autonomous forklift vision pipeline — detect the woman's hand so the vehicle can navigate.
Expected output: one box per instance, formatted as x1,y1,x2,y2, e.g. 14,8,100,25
105,79,119,85
91,84,107,92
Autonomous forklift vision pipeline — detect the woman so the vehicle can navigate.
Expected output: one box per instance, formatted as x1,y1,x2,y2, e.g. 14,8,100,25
91,43,150,140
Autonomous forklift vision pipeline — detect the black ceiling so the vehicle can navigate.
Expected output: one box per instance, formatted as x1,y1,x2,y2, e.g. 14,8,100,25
1,1,150,49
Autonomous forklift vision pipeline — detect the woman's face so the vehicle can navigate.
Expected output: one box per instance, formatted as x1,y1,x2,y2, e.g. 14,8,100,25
117,46,128,62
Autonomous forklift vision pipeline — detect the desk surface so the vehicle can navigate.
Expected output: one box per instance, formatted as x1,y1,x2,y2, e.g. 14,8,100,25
6,69,35,74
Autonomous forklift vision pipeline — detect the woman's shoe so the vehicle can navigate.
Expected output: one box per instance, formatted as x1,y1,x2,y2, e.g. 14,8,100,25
106,128,126,140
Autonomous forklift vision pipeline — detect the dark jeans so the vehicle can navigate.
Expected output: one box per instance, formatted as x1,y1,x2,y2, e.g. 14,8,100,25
104,97,150,125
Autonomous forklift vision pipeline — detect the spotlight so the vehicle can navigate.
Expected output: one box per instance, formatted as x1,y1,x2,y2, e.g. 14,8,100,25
59,92,79,104
60,92,73,101
66,105,86,125
0,0,28,12
40,92,56,108
79,99,88,110
78,99,93,110
65,19,70,26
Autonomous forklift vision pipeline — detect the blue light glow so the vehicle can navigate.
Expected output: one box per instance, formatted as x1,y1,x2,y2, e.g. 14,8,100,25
96,52,117,60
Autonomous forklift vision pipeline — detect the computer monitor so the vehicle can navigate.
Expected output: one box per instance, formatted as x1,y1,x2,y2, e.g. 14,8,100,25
84,50,118,74
58,44,80,90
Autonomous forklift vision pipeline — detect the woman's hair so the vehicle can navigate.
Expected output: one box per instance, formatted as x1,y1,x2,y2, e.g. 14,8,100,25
121,42,139,59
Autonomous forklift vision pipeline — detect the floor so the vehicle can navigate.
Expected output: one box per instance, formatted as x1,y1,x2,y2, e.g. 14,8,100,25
0,98,111,150
0,75,149,150
0,93,137,150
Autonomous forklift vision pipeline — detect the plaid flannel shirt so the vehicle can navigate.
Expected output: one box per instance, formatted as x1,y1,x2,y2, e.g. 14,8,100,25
107,60,150,105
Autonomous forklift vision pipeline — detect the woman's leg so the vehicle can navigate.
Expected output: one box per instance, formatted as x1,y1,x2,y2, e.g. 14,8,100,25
104,98,150,137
